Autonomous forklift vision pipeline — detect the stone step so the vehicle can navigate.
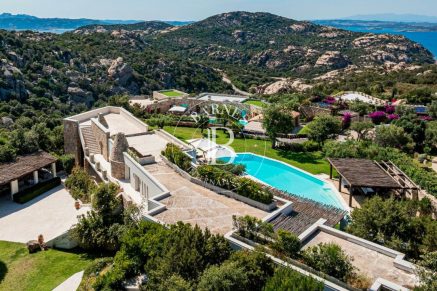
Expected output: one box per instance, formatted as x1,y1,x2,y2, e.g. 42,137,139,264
80,126,100,155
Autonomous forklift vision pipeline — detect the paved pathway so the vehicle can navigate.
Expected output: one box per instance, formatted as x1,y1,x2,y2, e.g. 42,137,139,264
0,185,88,243
53,271,84,291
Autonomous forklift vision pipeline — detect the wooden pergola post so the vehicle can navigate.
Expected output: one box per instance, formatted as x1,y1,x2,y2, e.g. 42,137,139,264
349,186,353,207
338,175,342,192
329,164,333,179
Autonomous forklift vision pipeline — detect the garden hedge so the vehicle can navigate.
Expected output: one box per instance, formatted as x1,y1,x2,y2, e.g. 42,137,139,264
13,177,61,204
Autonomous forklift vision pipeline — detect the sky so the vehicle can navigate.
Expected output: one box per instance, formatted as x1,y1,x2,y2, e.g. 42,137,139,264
1,0,437,21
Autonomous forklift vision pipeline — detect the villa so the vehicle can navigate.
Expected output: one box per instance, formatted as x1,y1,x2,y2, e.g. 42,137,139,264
62,105,421,290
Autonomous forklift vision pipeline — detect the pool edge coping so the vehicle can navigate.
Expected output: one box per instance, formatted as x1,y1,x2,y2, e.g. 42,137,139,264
235,152,351,212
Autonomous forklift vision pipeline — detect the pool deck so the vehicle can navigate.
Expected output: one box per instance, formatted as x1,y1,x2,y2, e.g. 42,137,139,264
146,162,267,234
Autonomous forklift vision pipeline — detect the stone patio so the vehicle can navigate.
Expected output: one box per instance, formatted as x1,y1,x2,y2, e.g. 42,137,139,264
147,163,267,234
0,185,89,243
302,230,417,288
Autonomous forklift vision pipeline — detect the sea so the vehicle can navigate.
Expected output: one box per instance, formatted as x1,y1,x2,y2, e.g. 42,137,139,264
341,26,437,59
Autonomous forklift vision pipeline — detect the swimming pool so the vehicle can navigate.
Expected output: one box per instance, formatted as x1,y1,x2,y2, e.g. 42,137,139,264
223,153,347,210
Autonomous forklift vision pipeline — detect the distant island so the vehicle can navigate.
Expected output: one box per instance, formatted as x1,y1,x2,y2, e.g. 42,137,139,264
340,13,437,23
314,19,437,32
0,13,192,32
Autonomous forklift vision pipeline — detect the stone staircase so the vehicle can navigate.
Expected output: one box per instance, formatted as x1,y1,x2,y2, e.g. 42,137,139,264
80,126,100,155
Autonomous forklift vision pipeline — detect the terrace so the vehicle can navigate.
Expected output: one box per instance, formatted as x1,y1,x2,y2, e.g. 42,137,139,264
144,162,267,234
300,220,417,288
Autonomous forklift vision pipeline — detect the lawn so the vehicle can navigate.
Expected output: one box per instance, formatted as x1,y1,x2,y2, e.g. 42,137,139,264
160,90,184,97
0,241,95,291
163,126,330,175
243,99,267,108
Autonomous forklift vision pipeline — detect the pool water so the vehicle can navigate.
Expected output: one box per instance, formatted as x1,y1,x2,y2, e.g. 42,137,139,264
223,153,346,210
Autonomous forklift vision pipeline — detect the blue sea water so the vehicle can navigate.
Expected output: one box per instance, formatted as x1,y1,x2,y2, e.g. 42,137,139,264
343,26,437,59
223,153,346,210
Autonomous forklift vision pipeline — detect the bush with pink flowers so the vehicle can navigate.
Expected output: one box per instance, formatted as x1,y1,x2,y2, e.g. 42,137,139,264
387,114,400,121
369,111,387,124
385,105,396,114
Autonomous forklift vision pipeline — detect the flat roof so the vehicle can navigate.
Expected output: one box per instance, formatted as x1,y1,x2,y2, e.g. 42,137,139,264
0,151,57,185
104,113,148,136
198,94,248,103
328,158,401,189
127,134,169,159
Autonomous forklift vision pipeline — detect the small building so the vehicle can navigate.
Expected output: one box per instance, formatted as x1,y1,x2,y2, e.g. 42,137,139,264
0,151,57,199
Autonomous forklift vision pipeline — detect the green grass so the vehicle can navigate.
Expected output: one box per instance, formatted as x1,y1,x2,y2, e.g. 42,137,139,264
164,126,330,175
0,241,95,291
160,90,184,97
243,99,267,108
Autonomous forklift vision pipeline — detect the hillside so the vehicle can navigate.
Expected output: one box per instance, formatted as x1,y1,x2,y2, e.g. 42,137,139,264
0,11,435,105
150,12,434,83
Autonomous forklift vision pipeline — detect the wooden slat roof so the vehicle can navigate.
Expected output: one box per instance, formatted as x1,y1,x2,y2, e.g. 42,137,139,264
327,158,401,189
0,151,57,185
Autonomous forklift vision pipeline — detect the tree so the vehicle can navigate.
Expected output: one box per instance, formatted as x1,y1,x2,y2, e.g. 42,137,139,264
70,183,125,252
0,143,16,163
416,251,437,291
197,261,248,291
198,115,210,134
350,121,373,140
374,124,414,152
227,251,275,291
347,197,436,259
144,223,232,288
307,115,341,145
263,104,296,148
429,101,437,119
425,121,437,153
302,243,354,282
263,267,324,291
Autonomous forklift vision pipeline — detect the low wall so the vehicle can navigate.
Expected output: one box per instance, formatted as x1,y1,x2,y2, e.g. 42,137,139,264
160,155,277,212
46,230,78,250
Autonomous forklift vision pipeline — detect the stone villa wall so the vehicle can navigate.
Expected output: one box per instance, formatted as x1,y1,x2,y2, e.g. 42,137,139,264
63,119,82,165
91,119,109,160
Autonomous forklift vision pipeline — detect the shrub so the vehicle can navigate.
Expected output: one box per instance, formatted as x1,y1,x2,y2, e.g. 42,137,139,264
263,267,324,291
196,165,273,204
13,177,61,204
232,215,274,242
302,140,320,152
302,243,354,282
161,143,192,172
271,229,301,259
65,167,96,202
59,154,75,174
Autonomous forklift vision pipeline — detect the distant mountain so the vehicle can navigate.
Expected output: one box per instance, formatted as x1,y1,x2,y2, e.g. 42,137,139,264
0,13,139,32
341,14,437,23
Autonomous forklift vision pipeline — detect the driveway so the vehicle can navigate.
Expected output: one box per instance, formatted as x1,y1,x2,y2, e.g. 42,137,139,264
0,185,89,243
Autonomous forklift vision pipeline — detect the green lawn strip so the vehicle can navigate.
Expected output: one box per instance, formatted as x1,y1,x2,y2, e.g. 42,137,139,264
243,100,267,107
161,90,183,97
163,126,330,175
0,241,94,291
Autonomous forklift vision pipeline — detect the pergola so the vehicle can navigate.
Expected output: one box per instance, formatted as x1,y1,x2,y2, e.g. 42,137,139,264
0,151,58,199
327,158,405,207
